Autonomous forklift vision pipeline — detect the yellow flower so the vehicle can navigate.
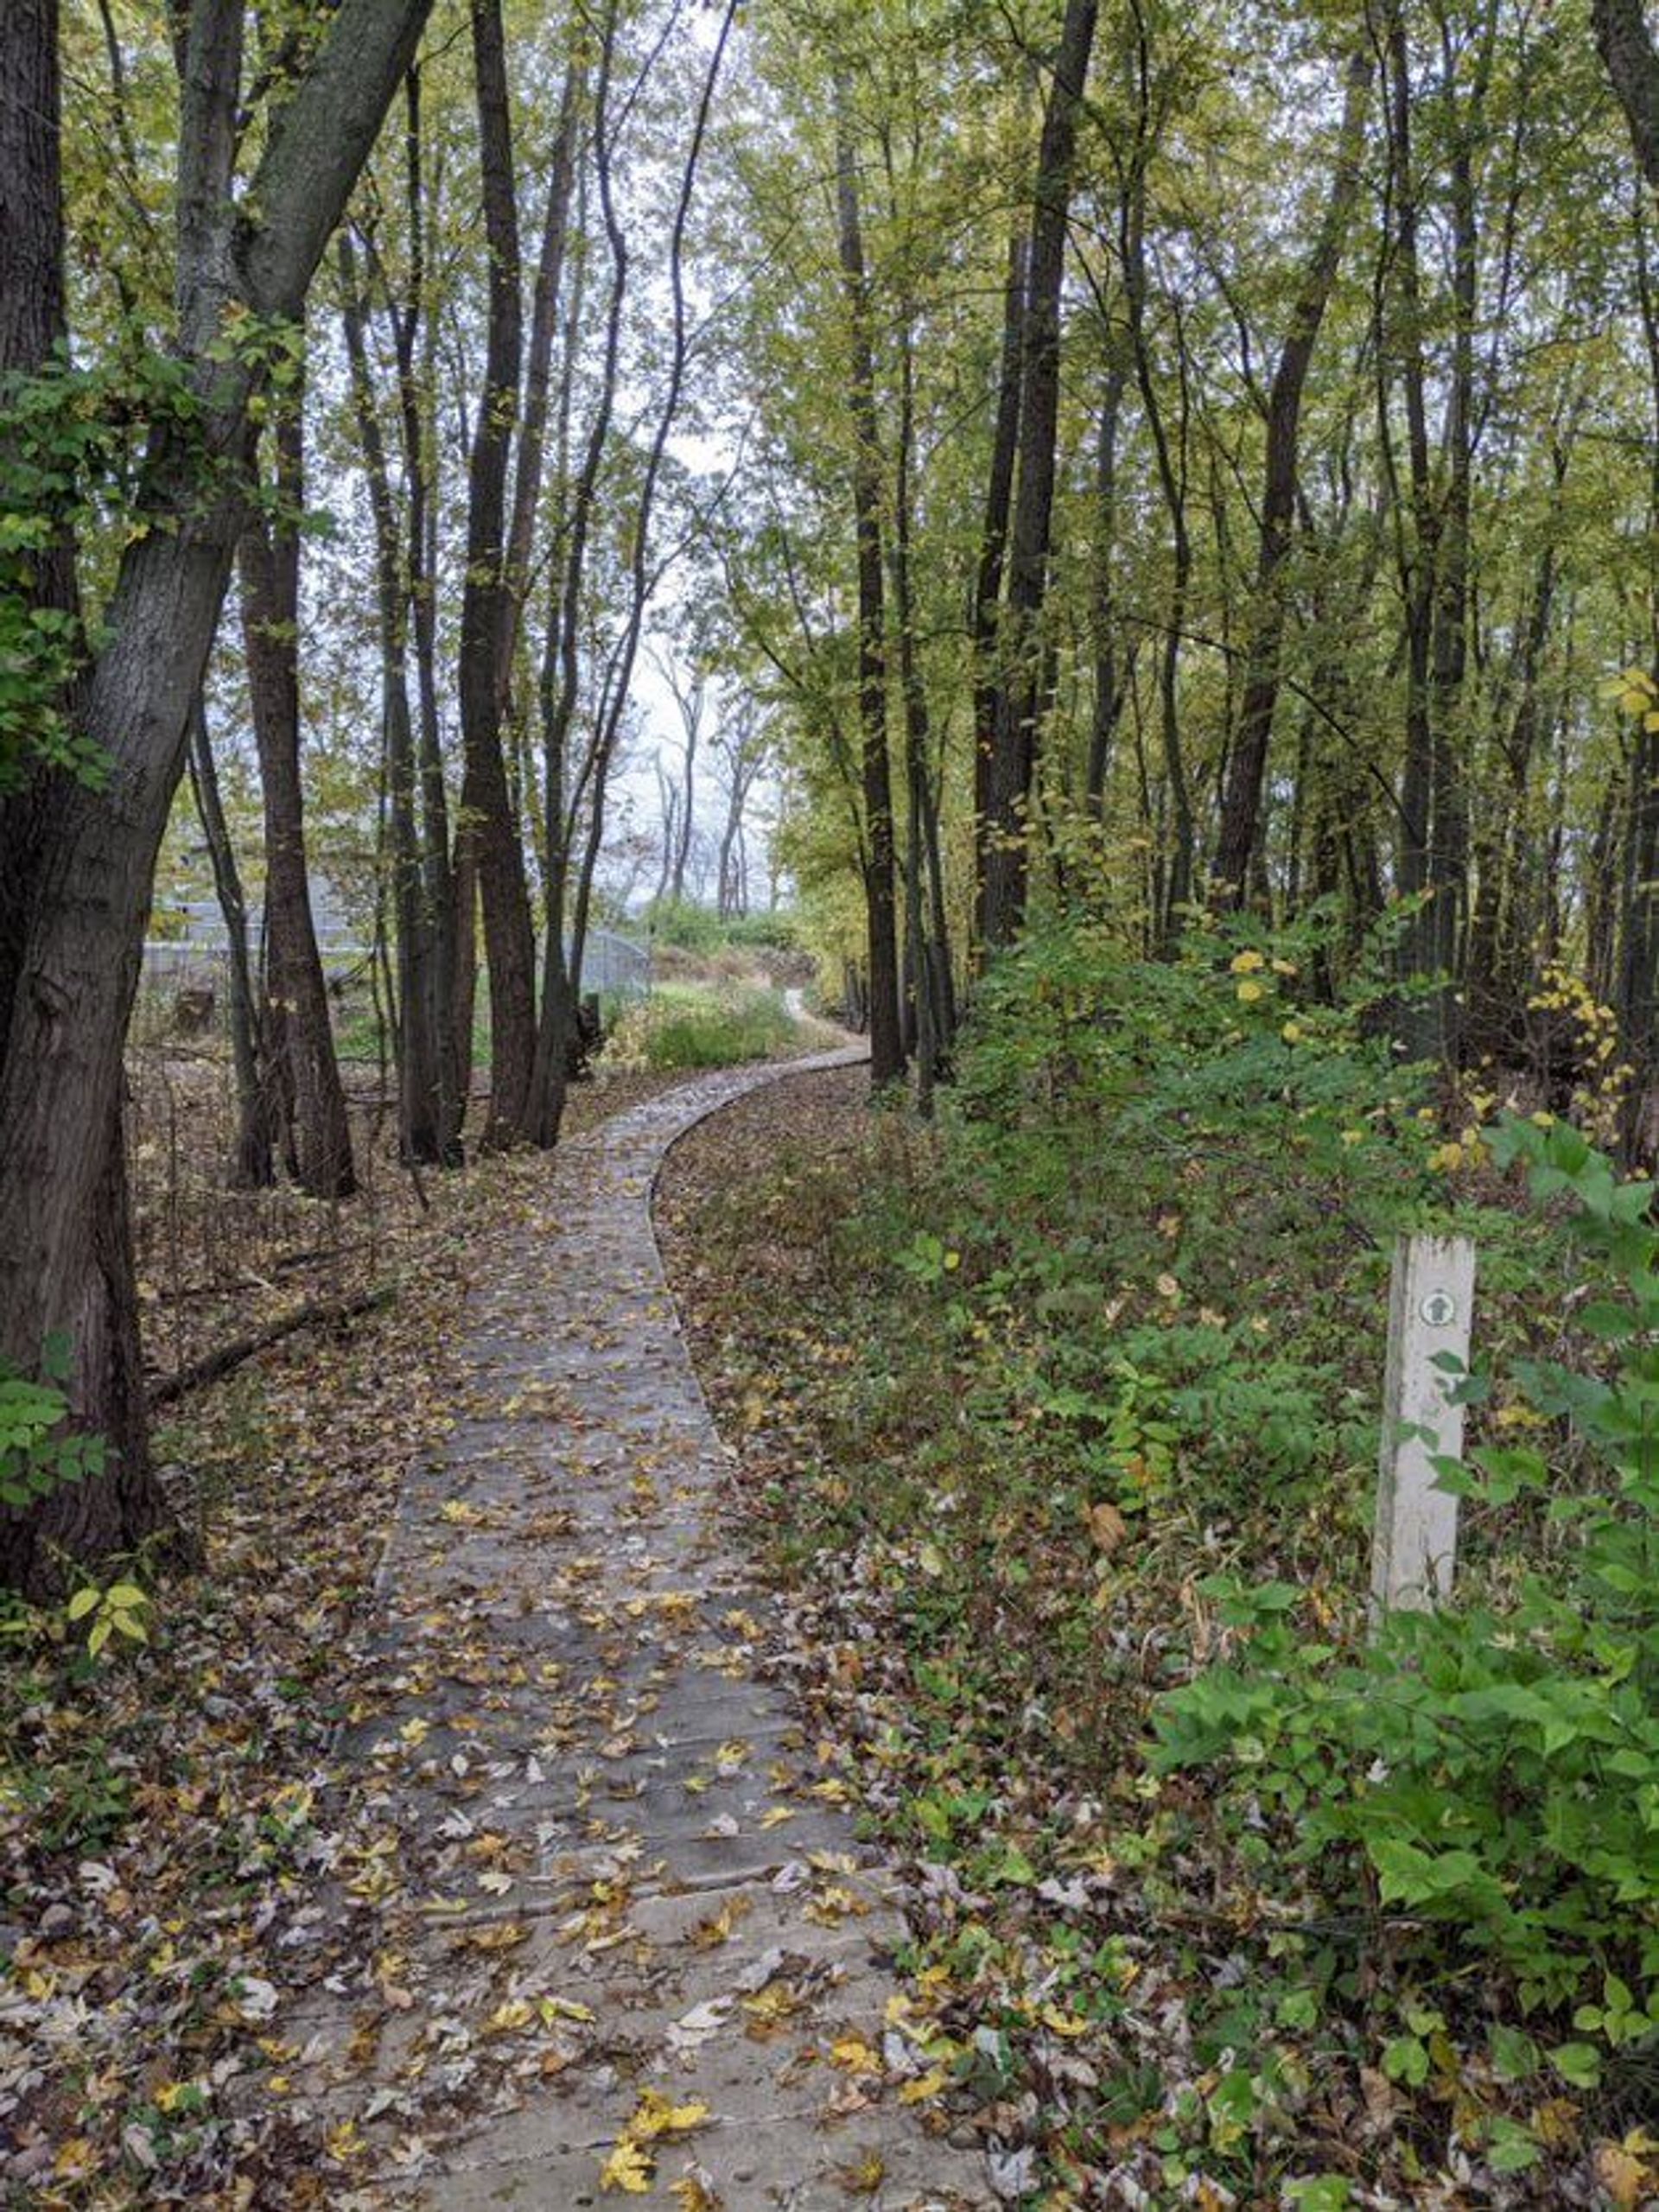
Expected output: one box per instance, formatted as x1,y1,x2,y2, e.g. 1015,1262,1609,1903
1236,980,1265,1004
1230,949,1265,974
1427,1141,1465,1173
1281,1021,1304,1044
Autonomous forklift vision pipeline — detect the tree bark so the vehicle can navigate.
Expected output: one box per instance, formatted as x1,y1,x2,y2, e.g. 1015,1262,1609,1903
397,67,463,1159
239,405,357,1198
835,83,905,1084
980,0,1098,950
187,696,275,1188
338,229,443,1164
1594,0,1659,194
1211,50,1370,905
971,226,1027,951
460,0,537,1147
0,0,433,1594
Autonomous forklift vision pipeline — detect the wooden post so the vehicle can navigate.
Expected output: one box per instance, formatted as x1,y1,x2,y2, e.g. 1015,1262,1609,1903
1372,1232,1476,1620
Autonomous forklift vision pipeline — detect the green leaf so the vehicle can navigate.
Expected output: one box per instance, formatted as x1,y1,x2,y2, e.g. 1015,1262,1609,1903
1548,2042,1602,2089
66,1586,100,1622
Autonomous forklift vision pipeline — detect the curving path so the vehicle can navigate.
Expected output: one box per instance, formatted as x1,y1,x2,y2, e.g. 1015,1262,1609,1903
278,1051,993,2210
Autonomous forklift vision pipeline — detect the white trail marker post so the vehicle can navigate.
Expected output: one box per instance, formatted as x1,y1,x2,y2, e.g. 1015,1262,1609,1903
1372,1232,1476,1621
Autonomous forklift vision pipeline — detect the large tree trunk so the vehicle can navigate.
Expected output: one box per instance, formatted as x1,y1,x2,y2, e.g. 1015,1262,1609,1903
0,0,434,1595
460,0,537,1147
0,0,171,1596
239,408,357,1198
835,86,905,1084
1595,0,1659,193
979,0,1098,950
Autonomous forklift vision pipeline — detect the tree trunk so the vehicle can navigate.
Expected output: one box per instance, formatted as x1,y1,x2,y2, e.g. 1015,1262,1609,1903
835,84,905,1084
1086,350,1129,819
399,66,463,1160
239,407,357,1198
461,0,537,1147
338,230,442,1164
1594,0,1659,194
1211,50,1370,905
0,0,434,1594
0,0,173,1595
187,696,275,1188
980,0,1099,950
971,226,1027,952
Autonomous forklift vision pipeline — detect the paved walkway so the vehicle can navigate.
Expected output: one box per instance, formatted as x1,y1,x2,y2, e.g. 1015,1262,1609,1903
283,1053,993,2210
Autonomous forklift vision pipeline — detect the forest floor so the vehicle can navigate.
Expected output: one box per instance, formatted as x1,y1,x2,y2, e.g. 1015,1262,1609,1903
1,1044,995,2210
653,1067,1659,2212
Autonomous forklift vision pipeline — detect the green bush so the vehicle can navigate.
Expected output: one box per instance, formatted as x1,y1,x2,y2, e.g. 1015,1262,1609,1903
0,1338,105,1510
1154,1113,1659,2069
641,899,800,955
607,980,796,1071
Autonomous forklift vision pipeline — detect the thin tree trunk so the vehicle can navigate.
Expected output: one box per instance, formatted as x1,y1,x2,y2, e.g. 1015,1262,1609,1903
1086,349,1129,818
398,66,463,1160
187,696,274,1188
981,0,1099,950
971,226,1027,950
835,81,905,1083
239,404,357,1198
1211,50,1370,904
339,231,442,1163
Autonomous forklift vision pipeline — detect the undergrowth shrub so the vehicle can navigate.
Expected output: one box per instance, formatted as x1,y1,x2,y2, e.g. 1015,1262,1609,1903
605,980,796,1071
677,904,1649,2193
1154,1114,1659,2101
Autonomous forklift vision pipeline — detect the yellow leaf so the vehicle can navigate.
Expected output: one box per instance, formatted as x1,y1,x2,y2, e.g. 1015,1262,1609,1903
899,2066,950,2103
630,2088,711,2139
671,2179,723,2211
830,2036,882,2077
487,1999,534,2034
1040,2005,1090,2037
836,2152,886,2194
1595,2134,1656,2210
599,2139,654,2194
325,2120,366,2162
